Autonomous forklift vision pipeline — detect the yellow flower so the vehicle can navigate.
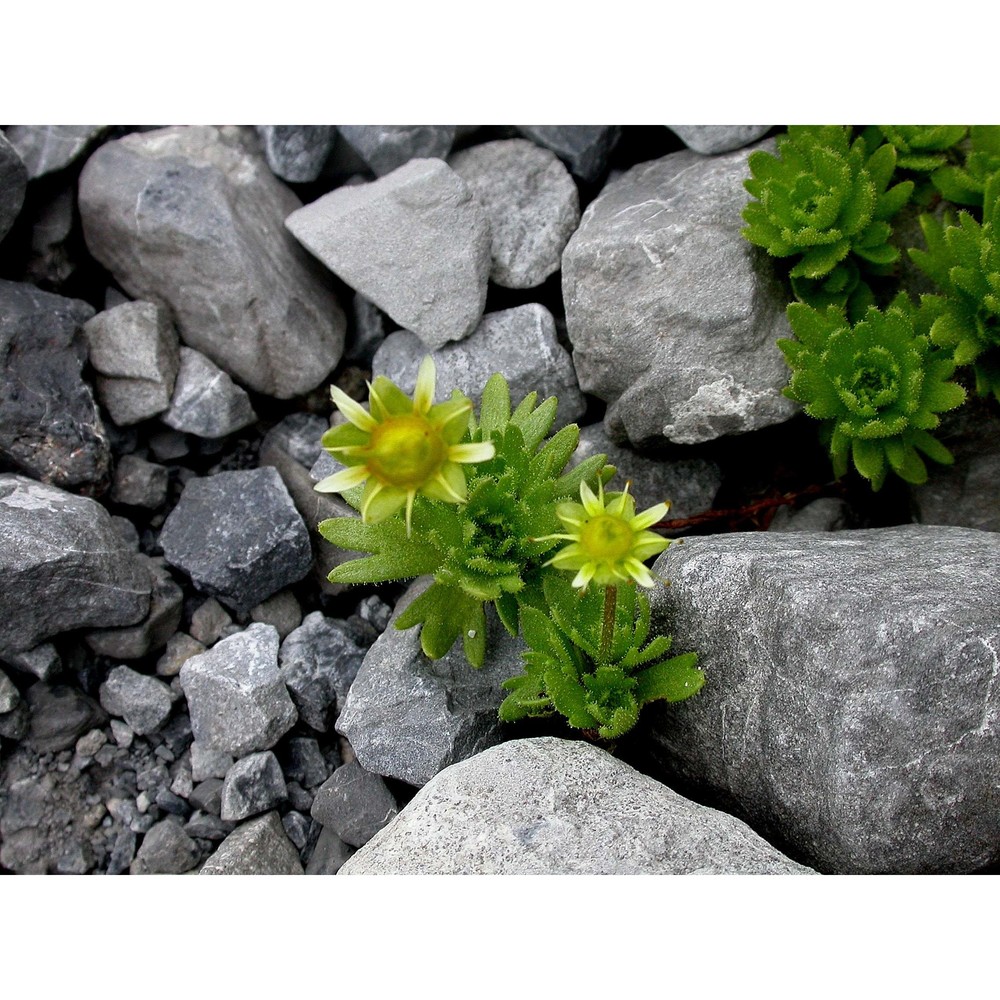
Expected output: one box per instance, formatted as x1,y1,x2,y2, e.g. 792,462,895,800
537,479,671,590
314,356,495,535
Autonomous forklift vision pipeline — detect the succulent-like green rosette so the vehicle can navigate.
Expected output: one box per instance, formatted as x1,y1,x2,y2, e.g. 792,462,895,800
778,296,967,490
873,125,968,173
931,126,1000,208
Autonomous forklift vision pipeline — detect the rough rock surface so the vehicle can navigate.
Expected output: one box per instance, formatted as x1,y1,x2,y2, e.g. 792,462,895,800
219,751,287,821
286,157,491,349
159,467,312,614
310,760,399,847
668,125,772,155
25,684,108,754
372,303,585,430
562,140,799,448
77,125,345,398
0,474,150,658
516,126,620,183
160,346,257,438
255,125,337,183
129,817,200,874
338,126,457,177
645,526,1000,874
4,125,106,178
449,138,580,288
200,811,304,874
0,131,28,241
341,737,816,874
0,279,109,490
98,665,175,736
336,580,524,787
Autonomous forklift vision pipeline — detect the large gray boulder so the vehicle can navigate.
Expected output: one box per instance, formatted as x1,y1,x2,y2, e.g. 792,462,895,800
644,526,1000,874
562,140,799,448
77,125,345,398
286,158,491,349
0,474,151,659
341,737,816,874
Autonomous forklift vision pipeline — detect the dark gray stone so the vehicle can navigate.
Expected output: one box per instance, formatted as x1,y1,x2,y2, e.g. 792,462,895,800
341,738,815,874
179,624,298,757
448,138,580,288
160,467,312,614
0,131,27,241
4,125,106,178
2,642,61,681
305,827,355,874
220,750,288,821
346,292,388,365
260,413,327,470
200,811,304,874
255,126,337,183
667,125,772,155
516,126,620,183
562,140,800,448
282,736,333,790
373,303,585,431
110,455,170,510
310,759,398,847
336,579,524,787
0,668,19,714
286,157,491,349
768,497,852,533
645,526,1000,874
107,827,138,874
26,683,108,754
338,126,456,177
189,778,224,815
83,300,180,426
0,475,151,658
250,590,302,641
160,347,258,438
190,742,234,781
279,611,369,730
78,125,345,398
0,699,30,740
0,280,109,490
189,597,233,646
98,665,174,736
130,817,200,874
25,186,77,288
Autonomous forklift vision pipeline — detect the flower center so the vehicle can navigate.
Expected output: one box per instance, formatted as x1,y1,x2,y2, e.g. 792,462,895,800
365,414,447,488
841,347,900,415
579,514,634,563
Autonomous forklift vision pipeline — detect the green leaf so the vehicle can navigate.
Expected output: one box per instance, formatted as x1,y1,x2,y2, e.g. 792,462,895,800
634,652,704,705
479,373,511,436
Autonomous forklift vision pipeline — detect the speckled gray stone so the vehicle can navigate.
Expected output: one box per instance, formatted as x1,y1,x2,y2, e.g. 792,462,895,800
200,811,304,874
562,140,799,448
5,125,106,178
372,303,585,431
255,126,337,183
310,759,399,847
220,750,288,821
338,126,457,177
341,738,816,874
516,126,620,183
99,665,174,736
286,157,491,349
644,525,1000,874
130,817,200,874
160,347,257,439
667,125,772,155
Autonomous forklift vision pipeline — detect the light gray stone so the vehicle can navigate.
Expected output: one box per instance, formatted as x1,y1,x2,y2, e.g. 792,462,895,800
179,624,298,757
220,750,288,821
286,157,491,349
200,811,304,874
2,642,61,681
83,300,180,426
0,131,27,241
5,125,106,178
99,665,174,736
255,126,337,183
310,760,398,847
667,125,772,155
341,737,815,874
644,526,1000,874
338,126,456,177
373,303,585,431
78,125,345,398
768,497,852,533
336,579,525,787
0,474,150,658
516,126,620,183
190,741,234,782
160,346,257,438
0,668,20,713
562,140,800,448
449,138,580,288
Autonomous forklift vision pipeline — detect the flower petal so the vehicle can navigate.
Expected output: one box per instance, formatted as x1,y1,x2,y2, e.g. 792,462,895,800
554,501,587,529
448,441,496,465
630,501,670,531
631,532,670,560
313,464,370,493
428,394,474,443
330,386,377,432
361,481,407,523
412,355,437,413
422,462,467,504
579,481,604,517
624,558,657,588
571,563,597,591
368,376,415,419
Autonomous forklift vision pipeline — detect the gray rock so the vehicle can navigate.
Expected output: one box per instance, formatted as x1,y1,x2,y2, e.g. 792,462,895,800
2,642,61,681
160,347,258,438
570,423,721,520
107,827,138,874
0,699,30,741
110,455,170,510
644,526,1000,874
190,742,234,782
0,131,27,242
85,556,183,659
516,126,620,183
0,474,151,658
310,759,399,847
4,125,106,178
189,597,233,646
148,428,189,462
449,138,580,288
160,468,312,614
220,751,288,821
179,624,298,757
99,665,174,736
667,125,772,155
255,126,337,182
305,827,355,874
286,157,491,349
260,412,327,470
26,683,108,754
346,292,388,365
337,579,525,787
338,126,457,177
562,140,800,448
0,280,109,490
130,817,200,874
77,125,345,398
768,497,852,533
250,590,302,641
357,595,392,635
0,668,20,713
189,778,225,815
83,300,180,426
200,811,304,874
373,303,585,431
341,737,815,874
282,736,332,790
279,611,367,731
25,186,77,289
282,810,311,851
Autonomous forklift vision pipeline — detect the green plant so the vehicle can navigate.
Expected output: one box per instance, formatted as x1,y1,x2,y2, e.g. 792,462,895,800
871,125,968,173
778,295,967,489
931,126,1000,208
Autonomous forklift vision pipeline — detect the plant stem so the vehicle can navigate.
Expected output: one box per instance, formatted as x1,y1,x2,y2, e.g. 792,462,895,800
600,585,617,663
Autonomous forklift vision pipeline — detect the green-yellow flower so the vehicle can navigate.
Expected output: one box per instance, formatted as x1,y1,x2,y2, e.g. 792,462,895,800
315,356,495,535
537,479,671,590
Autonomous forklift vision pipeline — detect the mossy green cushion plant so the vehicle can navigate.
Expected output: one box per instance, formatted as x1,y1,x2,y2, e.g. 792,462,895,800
872,125,968,173
778,296,967,490
931,126,1000,209
742,125,914,312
